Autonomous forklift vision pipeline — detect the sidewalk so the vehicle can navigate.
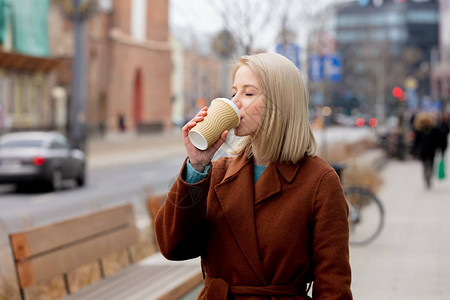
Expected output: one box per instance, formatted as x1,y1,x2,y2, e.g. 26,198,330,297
86,130,186,171
86,126,377,171
350,156,450,299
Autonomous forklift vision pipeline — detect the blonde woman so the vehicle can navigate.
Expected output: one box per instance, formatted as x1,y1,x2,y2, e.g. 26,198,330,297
155,53,352,299
413,112,441,189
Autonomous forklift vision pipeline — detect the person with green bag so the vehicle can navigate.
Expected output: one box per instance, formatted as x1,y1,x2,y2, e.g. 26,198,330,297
437,114,449,180
413,113,440,189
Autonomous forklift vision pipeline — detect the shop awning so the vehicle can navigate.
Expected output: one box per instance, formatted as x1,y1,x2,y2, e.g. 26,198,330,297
0,50,60,72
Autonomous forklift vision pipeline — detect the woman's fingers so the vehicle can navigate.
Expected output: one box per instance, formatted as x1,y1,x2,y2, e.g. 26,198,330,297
182,107,208,138
209,130,229,153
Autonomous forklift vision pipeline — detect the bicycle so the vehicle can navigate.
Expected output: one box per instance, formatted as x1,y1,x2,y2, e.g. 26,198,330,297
331,163,385,246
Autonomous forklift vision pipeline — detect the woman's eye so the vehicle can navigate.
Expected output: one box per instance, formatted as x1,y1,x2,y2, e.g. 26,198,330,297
245,93,254,96
231,94,236,98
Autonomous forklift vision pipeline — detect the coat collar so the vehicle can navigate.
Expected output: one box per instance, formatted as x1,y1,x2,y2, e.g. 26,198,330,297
213,151,303,284
220,151,302,185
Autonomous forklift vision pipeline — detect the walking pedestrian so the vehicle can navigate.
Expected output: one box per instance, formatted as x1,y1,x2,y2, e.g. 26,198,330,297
118,113,126,132
155,53,352,299
413,112,441,189
437,113,449,158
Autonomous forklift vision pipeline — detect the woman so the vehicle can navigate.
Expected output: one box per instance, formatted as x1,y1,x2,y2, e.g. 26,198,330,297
155,53,352,299
413,112,440,188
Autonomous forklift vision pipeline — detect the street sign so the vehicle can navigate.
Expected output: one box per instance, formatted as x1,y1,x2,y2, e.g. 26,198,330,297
276,43,301,69
313,32,336,56
309,55,323,82
358,0,370,6
323,54,342,82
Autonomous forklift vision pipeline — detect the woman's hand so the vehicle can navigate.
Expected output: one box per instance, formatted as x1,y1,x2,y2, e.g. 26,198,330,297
182,107,229,173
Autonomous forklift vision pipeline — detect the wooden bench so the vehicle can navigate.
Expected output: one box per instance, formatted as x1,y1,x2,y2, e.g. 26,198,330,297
63,252,202,300
9,203,139,300
9,198,204,300
63,194,203,300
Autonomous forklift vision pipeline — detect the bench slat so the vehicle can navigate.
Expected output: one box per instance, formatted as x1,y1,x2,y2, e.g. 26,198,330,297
15,223,138,287
63,254,203,300
10,204,135,260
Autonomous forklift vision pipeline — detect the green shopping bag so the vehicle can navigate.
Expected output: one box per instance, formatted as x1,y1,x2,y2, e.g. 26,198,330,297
438,156,446,180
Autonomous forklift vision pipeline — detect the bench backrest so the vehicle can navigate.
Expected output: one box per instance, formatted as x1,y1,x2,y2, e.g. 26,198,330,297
9,203,139,289
148,194,167,224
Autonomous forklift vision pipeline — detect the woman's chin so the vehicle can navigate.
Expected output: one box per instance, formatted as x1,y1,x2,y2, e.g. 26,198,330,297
234,129,245,137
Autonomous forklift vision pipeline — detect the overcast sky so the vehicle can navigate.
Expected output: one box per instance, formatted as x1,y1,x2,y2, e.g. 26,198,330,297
169,0,223,34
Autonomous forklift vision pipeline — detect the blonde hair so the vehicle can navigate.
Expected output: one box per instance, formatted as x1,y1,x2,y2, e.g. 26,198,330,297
231,53,317,163
413,112,436,131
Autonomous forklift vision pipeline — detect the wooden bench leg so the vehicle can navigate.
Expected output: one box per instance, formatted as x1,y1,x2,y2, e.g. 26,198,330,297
19,287,25,300
98,259,105,278
63,273,71,295
127,247,134,265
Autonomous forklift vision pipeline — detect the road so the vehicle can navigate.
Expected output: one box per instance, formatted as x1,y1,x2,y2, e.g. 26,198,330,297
0,154,187,247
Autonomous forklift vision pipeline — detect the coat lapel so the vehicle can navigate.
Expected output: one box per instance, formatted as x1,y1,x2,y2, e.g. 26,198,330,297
254,160,300,205
214,155,268,285
254,163,281,205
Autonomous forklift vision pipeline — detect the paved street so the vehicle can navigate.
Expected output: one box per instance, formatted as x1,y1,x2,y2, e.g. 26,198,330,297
350,156,450,299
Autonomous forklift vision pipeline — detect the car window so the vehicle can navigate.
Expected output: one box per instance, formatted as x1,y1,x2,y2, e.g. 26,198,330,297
0,139,44,148
50,136,70,150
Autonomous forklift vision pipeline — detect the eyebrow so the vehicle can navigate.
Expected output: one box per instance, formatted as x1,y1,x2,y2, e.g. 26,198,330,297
232,84,259,90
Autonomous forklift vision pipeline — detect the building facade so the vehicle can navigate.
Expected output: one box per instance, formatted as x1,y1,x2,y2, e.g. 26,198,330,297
335,0,439,117
1,0,172,137
87,0,172,135
170,28,223,125
0,0,60,134
431,0,450,109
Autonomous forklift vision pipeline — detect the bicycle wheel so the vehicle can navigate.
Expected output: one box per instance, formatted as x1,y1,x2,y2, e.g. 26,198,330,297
345,186,384,246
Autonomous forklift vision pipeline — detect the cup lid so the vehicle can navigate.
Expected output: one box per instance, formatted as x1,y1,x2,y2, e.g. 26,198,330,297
212,98,240,124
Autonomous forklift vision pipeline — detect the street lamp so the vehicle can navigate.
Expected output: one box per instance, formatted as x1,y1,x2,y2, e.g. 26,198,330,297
57,0,98,151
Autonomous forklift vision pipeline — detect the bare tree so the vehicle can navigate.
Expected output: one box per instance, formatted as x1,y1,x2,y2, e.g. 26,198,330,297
172,0,345,54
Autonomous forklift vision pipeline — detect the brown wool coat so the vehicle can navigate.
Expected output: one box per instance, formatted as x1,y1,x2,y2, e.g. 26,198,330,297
155,152,352,300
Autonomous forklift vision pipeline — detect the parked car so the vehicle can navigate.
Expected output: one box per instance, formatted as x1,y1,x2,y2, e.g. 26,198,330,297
0,131,85,191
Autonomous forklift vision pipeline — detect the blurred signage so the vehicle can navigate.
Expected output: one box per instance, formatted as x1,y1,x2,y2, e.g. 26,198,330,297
10,0,50,57
373,0,384,7
358,0,370,6
313,32,336,56
309,54,342,83
323,55,342,82
276,43,301,69
309,55,323,82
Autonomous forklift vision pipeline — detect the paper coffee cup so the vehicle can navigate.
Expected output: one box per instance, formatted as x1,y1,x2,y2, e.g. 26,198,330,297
188,98,240,150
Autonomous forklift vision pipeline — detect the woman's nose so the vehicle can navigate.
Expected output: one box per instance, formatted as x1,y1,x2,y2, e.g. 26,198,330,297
232,97,242,109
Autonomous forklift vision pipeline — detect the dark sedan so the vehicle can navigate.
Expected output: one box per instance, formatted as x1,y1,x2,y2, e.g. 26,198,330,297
0,131,85,191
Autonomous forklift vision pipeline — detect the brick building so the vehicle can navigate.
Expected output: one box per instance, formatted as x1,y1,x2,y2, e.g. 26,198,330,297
0,0,60,134
1,0,172,137
171,28,224,124
86,0,172,134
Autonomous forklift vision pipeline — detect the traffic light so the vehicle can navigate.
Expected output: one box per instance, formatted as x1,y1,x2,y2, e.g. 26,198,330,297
369,118,378,128
392,87,403,98
392,87,406,101
356,118,365,128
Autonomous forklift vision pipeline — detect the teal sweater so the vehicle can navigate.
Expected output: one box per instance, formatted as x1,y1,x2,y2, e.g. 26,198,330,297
185,159,266,184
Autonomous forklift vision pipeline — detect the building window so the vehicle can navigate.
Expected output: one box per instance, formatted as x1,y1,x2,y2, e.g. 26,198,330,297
338,30,366,42
338,12,406,28
407,10,438,24
371,29,387,41
388,28,408,42
131,0,147,41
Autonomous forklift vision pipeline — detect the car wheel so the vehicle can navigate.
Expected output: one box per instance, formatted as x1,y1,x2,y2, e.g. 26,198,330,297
49,169,63,191
76,167,85,187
